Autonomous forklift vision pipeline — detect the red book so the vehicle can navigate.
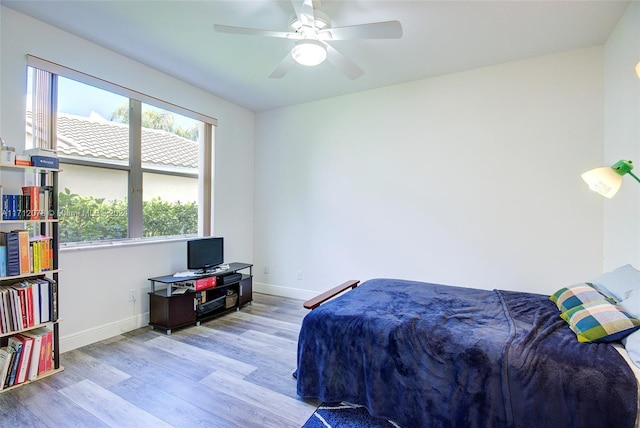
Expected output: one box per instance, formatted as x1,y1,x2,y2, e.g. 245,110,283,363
37,330,48,375
20,329,44,380
13,287,28,329
21,186,39,220
24,283,34,327
41,328,52,373
12,334,33,384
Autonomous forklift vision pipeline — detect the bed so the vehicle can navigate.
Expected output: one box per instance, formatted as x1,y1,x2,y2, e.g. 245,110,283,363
296,277,640,428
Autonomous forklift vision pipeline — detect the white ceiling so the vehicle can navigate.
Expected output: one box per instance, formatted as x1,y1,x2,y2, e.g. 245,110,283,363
1,0,631,112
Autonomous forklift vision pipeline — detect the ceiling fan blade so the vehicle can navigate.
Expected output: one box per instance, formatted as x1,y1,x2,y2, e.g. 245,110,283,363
214,24,297,39
269,51,297,79
319,20,403,40
323,42,364,80
291,0,315,27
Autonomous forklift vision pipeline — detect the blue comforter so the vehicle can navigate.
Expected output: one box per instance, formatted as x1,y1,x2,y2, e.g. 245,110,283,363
296,278,637,428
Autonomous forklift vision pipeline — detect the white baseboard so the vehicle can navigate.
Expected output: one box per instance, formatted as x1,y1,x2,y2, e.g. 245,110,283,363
253,281,318,301
60,312,149,354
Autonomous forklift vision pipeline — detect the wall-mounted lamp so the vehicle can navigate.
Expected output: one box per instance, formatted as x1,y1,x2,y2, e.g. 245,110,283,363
636,61,640,79
581,160,640,198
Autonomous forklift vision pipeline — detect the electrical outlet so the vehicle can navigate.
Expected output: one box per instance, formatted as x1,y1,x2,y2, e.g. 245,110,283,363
297,270,303,280
129,289,136,303
264,265,269,274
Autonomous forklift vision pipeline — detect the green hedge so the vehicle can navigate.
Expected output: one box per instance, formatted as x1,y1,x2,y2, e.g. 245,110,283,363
58,188,198,243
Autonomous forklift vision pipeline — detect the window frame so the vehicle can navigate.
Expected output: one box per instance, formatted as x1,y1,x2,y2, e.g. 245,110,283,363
26,55,216,246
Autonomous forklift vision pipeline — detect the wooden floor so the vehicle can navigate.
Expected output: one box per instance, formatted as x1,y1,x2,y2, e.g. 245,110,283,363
0,293,321,427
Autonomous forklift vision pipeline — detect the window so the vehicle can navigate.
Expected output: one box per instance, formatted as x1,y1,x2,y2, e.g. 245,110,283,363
25,56,216,246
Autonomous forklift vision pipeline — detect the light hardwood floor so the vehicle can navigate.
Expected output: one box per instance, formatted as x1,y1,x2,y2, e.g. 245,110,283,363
0,293,321,427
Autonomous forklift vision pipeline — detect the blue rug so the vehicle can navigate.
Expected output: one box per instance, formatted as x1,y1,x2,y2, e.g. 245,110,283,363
302,402,400,428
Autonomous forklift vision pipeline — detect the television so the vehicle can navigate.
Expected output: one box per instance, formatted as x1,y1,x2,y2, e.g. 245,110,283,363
187,237,224,273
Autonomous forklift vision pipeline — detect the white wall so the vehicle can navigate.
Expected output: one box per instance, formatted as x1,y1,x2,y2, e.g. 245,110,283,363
0,7,255,351
254,47,606,299
603,1,640,270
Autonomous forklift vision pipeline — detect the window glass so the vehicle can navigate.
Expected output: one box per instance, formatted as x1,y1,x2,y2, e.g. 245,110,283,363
140,104,199,237
57,76,130,165
26,62,213,246
143,172,198,237
58,165,128,243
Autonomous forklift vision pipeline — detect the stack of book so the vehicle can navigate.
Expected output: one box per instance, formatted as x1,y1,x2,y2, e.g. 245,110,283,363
0,230,54,277
23,148,59,169
1,185,55,221
0,277,57,334
0,327,53,389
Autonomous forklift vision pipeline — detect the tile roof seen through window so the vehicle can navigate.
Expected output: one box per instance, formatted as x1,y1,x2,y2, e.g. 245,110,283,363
28,112,198,169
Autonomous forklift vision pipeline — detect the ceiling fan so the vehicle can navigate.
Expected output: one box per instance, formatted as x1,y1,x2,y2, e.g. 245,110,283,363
213,0,403,80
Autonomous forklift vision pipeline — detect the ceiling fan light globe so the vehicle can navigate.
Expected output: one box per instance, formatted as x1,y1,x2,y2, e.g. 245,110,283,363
292,40,327,66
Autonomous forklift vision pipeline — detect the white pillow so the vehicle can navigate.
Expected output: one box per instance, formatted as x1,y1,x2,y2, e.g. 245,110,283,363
589,264,640,302
623,329,640,369
619,289,640,368
619,288,640,318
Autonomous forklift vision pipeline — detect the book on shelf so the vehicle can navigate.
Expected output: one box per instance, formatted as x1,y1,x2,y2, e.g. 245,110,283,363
30,280,41,326
0,347,12,389
0,278,54,334
43,185,54,219
11,281,35,328
0,245,6,277
0,288,10,333
0,290,5,334
31,326,53,374
24,278,50,324
6,336,23,387
20,329,47,380
21,186,39,221
1,186,54,221
16,230,30,275
1,193,7,221
39,187,46,220
3,346,17,389
0,231,52,277
46,278,58,321
1,286,16,333
17,194,26,220
36,279,51,323
29,235,53,273
12,286,29,329
1,194,19,221
8,286,23,331
12,333,34,384
2,231,20,277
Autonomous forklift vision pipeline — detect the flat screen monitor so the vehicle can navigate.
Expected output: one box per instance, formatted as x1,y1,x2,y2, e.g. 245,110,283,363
187,237,224,273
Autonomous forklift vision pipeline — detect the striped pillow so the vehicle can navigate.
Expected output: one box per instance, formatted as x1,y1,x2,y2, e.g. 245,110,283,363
550,283,610,312
560,300,640,343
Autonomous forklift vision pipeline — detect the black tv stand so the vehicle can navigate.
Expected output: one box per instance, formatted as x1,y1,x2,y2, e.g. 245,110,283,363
148,262,253,334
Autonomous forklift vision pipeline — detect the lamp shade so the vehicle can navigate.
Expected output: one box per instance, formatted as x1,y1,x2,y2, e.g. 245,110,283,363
581,160,638,198
581,166,624,198
292,40,327,66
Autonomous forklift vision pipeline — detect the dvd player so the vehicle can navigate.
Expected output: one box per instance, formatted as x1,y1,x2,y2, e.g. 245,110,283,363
196,295,225,315
218,273,242,285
